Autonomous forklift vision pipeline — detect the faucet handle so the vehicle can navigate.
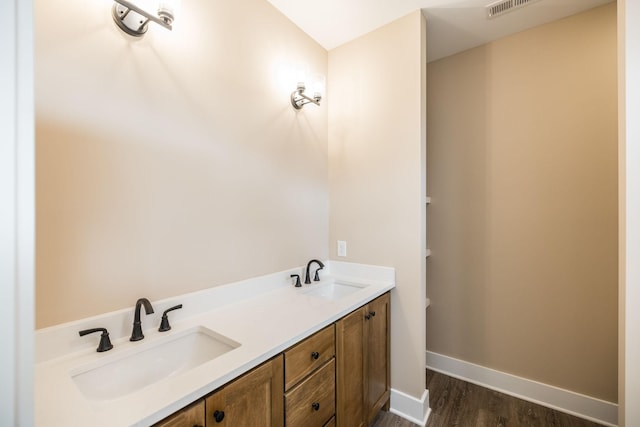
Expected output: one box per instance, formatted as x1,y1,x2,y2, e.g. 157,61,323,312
313,266,324,281
159,304,183,332
79,327,113,352
290,274,302,287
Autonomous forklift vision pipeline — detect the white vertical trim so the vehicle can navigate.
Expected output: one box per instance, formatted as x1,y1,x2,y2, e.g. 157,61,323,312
0,0,35,425
621,1,640,426
0,1,18,423
617,1,626,424
16,0,35,422
426,351,618,427
389,388,431,427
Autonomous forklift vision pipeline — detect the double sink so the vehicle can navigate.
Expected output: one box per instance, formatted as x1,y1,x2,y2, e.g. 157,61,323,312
70,280,367,401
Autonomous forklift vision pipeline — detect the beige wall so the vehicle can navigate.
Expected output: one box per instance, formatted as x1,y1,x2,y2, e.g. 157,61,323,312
426,3,618,402
35,0,328,327
328,11,427,399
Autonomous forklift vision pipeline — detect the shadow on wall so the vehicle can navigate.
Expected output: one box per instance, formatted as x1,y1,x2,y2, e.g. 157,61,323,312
426,44,493,363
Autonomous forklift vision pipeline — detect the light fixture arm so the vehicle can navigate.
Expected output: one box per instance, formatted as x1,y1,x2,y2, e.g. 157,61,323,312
116,0,172,29
291,83,322,110
112,0,173,37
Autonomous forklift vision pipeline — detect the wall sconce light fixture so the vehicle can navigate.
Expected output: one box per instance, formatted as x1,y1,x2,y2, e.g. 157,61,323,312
291,83,322,110
112,0,177,37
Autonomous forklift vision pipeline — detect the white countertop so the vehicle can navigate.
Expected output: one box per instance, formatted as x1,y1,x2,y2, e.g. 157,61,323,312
35,261,395,427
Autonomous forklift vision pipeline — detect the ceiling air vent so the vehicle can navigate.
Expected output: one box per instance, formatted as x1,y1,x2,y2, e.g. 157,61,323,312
486,0,541,19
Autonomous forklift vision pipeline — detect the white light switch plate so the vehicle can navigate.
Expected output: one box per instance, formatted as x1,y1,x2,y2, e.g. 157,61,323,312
337,240,347,257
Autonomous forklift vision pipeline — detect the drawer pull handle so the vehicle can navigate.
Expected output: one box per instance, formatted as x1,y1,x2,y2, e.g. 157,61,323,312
312,402,320,411
311,351,320,360
213,410,225,423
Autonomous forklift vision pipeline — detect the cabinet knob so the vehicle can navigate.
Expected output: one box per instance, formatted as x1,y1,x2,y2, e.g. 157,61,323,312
311,351,320,360
370,311,376,317
312,402,320,411
213,410,225,423
365,313,371,320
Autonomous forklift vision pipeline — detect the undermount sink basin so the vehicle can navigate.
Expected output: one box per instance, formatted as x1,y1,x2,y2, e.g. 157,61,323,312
71,326,240,401
303,281,367,300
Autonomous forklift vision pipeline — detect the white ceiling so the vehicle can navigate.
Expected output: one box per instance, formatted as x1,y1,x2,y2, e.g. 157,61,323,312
266,0,614,62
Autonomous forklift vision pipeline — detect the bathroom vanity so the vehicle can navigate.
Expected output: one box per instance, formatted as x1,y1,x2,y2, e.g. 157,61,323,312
34,261,394,426
154,292,389,427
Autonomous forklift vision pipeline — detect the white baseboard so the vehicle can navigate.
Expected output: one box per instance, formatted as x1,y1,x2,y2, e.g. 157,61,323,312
426,351,618,427
389,388,431,426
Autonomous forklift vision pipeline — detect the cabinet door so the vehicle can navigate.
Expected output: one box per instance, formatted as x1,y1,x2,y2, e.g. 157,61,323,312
364,293,391,425
335,306,365,427
153,400,205,427
206,355,284,427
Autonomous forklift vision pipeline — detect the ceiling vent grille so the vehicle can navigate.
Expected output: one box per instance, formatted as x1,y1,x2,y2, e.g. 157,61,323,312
486,0,541,19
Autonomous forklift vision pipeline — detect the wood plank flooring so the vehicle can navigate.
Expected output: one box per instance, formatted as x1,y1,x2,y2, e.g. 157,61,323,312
369,370,605,427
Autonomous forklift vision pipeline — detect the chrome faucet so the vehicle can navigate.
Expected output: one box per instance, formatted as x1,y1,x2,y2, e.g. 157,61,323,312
304,259,325,284
130,298,154,341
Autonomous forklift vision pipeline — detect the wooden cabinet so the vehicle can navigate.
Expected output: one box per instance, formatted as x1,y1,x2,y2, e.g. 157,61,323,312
336,292,390,427
153,400,205,427
206,355,284,427
284,325,336,427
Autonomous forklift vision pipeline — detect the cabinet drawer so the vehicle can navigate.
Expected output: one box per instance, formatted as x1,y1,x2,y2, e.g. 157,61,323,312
285,358,336,427
284,325,335,390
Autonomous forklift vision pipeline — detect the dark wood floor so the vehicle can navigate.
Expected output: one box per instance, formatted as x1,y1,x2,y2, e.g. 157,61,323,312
369,370,605,427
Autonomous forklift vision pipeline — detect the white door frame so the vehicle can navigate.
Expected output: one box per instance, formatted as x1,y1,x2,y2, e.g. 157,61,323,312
0,0,34,425
620,1,640,426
